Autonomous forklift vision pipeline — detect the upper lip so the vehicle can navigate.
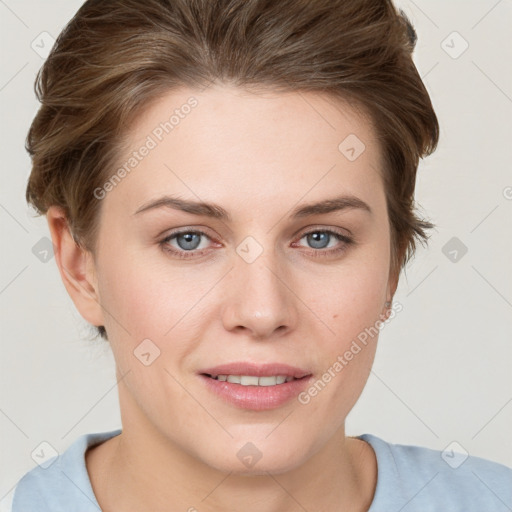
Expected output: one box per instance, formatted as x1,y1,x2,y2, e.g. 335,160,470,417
199,362,312,379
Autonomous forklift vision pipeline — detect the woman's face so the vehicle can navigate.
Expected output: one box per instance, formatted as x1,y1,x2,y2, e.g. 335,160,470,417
90,84,395,474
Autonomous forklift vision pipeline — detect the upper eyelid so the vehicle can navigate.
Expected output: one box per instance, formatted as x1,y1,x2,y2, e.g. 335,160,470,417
297,225,352,238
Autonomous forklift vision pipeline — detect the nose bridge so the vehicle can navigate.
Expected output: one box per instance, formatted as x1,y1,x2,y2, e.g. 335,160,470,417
221,235,297,338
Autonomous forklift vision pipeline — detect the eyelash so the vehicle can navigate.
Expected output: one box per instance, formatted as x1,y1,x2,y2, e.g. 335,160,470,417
159,228,354,260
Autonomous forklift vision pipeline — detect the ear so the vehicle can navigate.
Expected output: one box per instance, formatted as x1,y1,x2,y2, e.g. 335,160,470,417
387,266,400,302
46,206,105,329
381,265,400,321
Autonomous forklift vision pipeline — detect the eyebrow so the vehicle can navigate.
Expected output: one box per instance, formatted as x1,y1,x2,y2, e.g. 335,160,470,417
133,194,372,221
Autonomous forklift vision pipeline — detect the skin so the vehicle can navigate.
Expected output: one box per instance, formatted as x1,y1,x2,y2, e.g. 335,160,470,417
47,84,398,512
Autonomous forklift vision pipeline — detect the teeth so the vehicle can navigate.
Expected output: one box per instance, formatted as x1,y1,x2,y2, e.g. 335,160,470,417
240,375,259,386
259,376,280,386
212,375,296,386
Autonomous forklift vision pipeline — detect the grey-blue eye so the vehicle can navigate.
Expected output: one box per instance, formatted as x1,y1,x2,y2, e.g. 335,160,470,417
160,227,353,260
292,228,354,258
299,230,351,250
177,232,201,250
162,231,210,255
305,231,331,249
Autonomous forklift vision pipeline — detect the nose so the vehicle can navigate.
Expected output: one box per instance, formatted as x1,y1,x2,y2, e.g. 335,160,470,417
220,246,299,340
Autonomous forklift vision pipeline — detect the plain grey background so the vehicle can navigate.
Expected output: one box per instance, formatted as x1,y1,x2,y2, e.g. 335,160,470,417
1,0,511,505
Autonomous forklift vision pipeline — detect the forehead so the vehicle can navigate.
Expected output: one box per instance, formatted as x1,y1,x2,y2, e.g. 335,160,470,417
106,84,384,217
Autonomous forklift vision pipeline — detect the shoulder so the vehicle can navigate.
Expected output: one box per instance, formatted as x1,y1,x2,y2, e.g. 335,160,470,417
11,429,121,512
358,433,512,512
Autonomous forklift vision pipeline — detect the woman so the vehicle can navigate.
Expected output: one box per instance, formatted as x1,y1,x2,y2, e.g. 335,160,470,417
11,0,512,510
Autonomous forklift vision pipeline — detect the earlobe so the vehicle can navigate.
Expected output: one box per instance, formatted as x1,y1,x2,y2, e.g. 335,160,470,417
380,301,392,323
381,269,399,321
46,206,105,328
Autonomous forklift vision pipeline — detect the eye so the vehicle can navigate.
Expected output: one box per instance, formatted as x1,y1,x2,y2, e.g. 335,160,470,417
159,227,354,260
160,230,215,259
293,228,354,257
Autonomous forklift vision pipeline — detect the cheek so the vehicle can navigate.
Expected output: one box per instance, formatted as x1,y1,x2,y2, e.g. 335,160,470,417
97,266,155,337
97,247,191,338
96,249,222,381
314,254,390,348
302,244,389,406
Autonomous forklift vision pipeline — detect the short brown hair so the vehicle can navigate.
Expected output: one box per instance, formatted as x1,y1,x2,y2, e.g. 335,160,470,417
26,0,439,340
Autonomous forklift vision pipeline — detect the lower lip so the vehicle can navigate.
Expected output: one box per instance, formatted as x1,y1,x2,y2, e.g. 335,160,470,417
199,374,313,411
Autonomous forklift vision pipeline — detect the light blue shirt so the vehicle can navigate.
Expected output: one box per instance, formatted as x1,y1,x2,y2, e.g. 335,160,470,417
10,429,512,511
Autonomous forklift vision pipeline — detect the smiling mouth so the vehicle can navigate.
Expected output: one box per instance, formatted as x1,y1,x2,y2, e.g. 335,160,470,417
202,374,308,386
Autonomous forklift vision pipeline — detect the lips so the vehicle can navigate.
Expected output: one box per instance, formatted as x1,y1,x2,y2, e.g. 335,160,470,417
197,362,313,410
198,362,311,379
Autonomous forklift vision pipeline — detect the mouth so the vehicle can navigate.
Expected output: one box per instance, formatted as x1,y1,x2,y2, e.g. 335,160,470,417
202,373,307,386
197,362,313,410
198,362,311,381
